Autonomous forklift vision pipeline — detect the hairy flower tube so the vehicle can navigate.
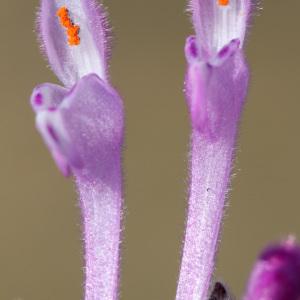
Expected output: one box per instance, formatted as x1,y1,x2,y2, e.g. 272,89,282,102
243,240,300,300
176,1,250,299
30,1,124,299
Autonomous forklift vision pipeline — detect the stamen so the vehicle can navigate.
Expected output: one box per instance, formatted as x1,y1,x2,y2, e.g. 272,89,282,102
218,0,229,6
56,6,80,46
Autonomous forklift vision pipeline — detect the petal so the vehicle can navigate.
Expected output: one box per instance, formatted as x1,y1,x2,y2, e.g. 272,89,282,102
243,239,300,300
30,82,68,112
190,0,250,58
36,108,83,176
185,38,248,139
38,0,109,87
208,38,240,67
33,74,123,177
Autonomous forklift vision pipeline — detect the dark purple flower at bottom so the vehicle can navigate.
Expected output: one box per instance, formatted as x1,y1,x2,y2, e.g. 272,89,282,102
243,239,300,300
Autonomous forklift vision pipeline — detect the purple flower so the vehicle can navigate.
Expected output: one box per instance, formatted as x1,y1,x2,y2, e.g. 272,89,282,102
176,1,251,300
243,239,300,300
30,1,124,299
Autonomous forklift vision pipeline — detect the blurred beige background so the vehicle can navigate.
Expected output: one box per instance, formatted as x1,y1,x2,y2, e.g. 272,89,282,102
0,1,299,299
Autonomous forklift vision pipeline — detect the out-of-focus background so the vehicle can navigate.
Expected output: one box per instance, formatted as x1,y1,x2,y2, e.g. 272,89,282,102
0,1,299,299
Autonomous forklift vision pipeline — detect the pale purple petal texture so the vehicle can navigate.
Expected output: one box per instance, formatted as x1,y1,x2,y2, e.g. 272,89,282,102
38,0,109,87
31,74,124,299
190,0,250,59
176,1,250,299
185,37,242,136
32,74,123,176
243,240,300,300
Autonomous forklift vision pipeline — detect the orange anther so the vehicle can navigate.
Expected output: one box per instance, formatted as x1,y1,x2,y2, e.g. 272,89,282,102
67,25,80,37
62,18,73,28
68,36,81,46
56,6,81,46
218,0,229,6
56,7,69,25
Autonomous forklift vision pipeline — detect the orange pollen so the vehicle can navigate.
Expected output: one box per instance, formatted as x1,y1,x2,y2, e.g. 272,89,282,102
218,0,229,6
56,6,81,46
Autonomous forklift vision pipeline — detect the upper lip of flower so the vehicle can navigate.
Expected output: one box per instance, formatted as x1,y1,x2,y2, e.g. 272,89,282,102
38,0,110,87
190,0,250,59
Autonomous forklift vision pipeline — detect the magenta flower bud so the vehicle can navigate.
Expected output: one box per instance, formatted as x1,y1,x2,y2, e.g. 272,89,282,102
243,240,300,300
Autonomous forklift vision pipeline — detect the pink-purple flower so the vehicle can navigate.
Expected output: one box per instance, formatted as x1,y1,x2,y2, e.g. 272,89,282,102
176,1,250,299
29,1,300,299
177,1,300,300
30,1,124,299
244,239,300,300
